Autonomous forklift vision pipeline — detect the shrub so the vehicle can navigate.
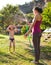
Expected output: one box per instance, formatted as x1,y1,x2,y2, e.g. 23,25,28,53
21,25,29,34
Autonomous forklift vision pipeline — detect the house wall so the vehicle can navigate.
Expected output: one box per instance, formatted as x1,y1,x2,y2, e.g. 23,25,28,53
47,0,51,2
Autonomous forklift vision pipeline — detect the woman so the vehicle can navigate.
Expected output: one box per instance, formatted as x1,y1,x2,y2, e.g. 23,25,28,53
25,7,43,64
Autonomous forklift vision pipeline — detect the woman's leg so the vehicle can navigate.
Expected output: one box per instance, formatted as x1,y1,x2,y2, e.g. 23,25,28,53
33,34,41,62
37,36,41,61
35,36,40,62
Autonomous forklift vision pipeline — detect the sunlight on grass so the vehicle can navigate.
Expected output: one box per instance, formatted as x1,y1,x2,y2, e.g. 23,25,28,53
0,34,51,65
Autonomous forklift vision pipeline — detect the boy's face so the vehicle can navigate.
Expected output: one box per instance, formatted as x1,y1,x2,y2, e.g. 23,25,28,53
11,27,13,30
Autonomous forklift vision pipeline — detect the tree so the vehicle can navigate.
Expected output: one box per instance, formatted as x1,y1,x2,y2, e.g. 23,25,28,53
41,6,51,30
0,4,24,33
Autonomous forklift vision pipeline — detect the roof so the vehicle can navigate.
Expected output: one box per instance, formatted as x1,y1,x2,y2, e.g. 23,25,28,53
43,28,51,33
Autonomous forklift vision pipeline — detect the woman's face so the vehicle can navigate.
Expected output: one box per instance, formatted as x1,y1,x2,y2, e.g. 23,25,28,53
33,9,38,16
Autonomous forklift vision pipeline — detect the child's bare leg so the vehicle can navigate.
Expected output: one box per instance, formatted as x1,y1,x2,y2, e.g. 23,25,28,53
13,40,15,52
9,41,12,52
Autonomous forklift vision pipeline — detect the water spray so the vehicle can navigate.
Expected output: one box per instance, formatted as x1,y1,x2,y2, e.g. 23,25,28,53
19,10,29,24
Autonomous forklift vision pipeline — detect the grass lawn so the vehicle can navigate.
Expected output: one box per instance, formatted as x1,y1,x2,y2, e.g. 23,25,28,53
0,34,51,65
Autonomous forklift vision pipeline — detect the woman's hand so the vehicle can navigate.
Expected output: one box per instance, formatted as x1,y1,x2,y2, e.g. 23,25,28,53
24,32,29,38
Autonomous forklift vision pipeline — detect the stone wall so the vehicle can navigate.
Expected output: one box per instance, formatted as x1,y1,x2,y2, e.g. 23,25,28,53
34,0,45,8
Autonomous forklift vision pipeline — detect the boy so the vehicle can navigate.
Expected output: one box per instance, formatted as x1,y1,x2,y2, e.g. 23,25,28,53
7,25,17,52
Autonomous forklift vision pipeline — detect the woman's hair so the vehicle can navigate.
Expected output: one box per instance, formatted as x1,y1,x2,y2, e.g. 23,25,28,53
34,7,43,14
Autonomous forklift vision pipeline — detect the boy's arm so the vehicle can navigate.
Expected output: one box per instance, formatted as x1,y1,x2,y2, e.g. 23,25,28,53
14,27,18,33
6,27,10,32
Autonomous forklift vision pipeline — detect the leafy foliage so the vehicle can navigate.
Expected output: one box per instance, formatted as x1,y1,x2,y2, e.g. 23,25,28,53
0,4,23,34
21,25,29,34
0,2,51,34
41,7,51,29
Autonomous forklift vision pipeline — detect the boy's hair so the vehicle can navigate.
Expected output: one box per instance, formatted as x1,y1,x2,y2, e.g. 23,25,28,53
9,27,15,30
34,7,43,13
9,27,11,30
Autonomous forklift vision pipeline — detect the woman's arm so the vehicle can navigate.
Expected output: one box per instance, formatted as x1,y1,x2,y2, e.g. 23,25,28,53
25,15,38,36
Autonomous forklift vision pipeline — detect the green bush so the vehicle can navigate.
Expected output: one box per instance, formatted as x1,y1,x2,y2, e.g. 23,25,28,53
41,7,51,30
21,26,26,34
21,25,29,34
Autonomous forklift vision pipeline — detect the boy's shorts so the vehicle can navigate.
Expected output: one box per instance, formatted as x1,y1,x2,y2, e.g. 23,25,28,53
10,38,14,42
